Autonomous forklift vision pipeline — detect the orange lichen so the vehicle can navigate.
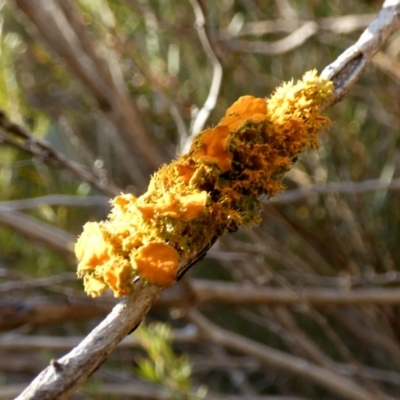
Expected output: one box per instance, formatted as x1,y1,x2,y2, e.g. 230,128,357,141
75,70,333,297
219,95,267,131
225,95,267,116
176,164,196,184
134,242,179,286
192,125,232,172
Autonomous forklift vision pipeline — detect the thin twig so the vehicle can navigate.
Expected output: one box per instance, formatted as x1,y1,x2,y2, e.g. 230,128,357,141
226,21,319,55
159,279,400,307
1,382,308,400
128,51,188,156
0,272,77,293
329,309,400,364
281,270,400,288
270,177,400,203
0,110,120,197
0,296,113,332
4,280,400,332
0,326,197,351
222,13,375,38
14,0,167,187
0,210,75,256
187,310,374,400
0,195,110,212
185,0,224,150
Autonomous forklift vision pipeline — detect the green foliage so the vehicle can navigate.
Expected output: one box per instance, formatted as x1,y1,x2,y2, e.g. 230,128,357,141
135,322,207,400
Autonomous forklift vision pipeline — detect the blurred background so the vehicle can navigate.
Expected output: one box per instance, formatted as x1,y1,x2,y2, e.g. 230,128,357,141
0,0,400,399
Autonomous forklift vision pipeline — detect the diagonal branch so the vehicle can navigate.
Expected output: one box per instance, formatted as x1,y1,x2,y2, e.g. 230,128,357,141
0,210,75,256
0,194,110,211
226,13,375,37
271,177,400,203
226,21,319,55
13,0,167,187
4,280,400,333
185,0,224,150
321,0,400,107
187,310,373,400
0,110,120,197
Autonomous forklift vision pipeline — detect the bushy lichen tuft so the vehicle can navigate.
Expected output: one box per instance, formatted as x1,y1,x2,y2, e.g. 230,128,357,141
76,70,333,297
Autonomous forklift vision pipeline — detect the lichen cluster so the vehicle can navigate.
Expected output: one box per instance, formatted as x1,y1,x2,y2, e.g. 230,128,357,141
75,70,333,297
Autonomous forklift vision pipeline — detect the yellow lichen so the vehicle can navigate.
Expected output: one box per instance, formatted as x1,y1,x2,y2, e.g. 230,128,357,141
76,222,114,271
75,70,333,297
83,275,107,297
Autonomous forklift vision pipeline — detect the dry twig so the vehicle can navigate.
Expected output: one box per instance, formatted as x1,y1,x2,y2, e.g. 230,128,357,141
13,0,167,187
0,110,120,197
271,177,400,203
185,0,224,150
187,310,374,400
0,195,110,211
226,14,375,37
0,210,75,256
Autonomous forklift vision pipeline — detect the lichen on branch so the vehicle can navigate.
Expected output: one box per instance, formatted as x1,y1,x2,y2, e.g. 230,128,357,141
75,70,333,297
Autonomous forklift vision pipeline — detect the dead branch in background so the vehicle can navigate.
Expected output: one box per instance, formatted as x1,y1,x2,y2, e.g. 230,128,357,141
271,177,400,203
0,110,120,196
0,210,75,256
187,310,372,400
185,0,224,150
4,280,400,332
0,195,110,211
221,13,375,54
11,1,400,399
225,14,375,37
13,0,167,188
226,22,319,55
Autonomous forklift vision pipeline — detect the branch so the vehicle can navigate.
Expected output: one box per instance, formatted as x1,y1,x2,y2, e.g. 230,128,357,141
271,177,400,203
0,110,120,197
1,383,308,400
0,295,113,332
14,240,212,400
320,0,400,107
188,310,373,400
0,210,75,256
225,21,319,55
0,195,109,257
4,280,400,332
14,2,400,399
185,0,224,150
14,283,162,400
13,0,167,186
0,272,77,293
0,195,110,211
160,279,400,307
226,14,375,37
0,327,197,351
